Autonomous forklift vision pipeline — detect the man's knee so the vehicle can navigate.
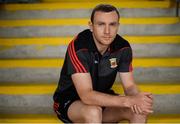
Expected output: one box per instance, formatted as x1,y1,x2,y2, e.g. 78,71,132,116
130,113,147,123
83,105,102,122
121,108,147,123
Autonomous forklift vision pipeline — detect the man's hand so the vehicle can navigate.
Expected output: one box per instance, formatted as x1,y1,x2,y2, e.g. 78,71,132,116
128,92,153,115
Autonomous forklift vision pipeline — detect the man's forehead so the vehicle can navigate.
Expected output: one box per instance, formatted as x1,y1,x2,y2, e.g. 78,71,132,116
93,11,119,22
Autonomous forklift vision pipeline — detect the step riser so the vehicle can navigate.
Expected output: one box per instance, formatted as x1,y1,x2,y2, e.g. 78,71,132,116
0,8,179,19
132,44,180,57
155,95,180,114
0,44,180,58
0,45,67,59
0,107,53,114
0,68,179,83
0,94,179,114
120,24,180,35
2,18,178,27
1,24,179,37
117,68,180,83
0,68,60,83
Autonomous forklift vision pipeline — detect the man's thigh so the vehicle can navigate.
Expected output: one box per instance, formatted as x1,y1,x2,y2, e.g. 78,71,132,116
68,101,131,123
67,101,146,123
67,100,102,122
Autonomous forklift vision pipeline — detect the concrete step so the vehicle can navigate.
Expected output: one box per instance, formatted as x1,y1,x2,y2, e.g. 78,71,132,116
0,1,175,11
0,36,180,58
0,83,179,95
0,114,179,123
0,58,179,68
1,24,179,37
0,83,179,114
0,94,179,114
0,17,179,27
0,58,179,83
1,44,180,58
0,8,179,19
0,68,180,83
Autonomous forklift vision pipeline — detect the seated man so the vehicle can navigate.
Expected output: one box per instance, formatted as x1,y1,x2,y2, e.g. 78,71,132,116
53,4,153,123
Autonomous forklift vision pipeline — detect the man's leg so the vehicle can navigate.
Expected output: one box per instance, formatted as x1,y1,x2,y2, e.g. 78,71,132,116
102,107,147,123
67,100,103,123
67,100,147,123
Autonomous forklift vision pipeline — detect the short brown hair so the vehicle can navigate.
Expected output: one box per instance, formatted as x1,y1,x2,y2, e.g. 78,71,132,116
90,4,120,23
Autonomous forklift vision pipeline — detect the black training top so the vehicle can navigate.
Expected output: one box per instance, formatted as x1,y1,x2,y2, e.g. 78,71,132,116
53,29,133,102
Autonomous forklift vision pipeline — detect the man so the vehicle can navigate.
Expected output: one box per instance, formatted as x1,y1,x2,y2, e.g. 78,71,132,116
53,4,153,123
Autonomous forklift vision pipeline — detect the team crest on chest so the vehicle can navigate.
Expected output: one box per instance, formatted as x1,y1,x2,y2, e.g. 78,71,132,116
109,58,118,68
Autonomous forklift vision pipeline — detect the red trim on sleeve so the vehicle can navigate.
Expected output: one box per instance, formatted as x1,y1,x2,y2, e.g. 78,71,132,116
68,44,80,72
53,102,59,111
71,40,87,73
67,37,87,73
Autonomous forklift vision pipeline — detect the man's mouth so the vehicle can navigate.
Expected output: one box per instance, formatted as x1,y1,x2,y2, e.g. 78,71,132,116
103,36,111,39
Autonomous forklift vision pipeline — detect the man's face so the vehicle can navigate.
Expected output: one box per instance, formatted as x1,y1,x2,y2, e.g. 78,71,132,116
89,11,119,46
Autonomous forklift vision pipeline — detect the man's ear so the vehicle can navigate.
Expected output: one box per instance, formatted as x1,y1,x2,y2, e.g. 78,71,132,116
88,21,93,32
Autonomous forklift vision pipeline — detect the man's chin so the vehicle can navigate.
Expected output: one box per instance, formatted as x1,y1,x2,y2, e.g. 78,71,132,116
102,39,113,45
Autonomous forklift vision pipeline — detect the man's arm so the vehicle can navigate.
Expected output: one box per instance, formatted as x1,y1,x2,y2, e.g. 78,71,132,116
119,72,139,96
71,73,130,108
119,72,153,114
72,72,153,114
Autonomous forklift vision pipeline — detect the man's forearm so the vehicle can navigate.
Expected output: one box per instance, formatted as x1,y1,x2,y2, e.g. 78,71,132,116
81,90,130,108
124,84,139,96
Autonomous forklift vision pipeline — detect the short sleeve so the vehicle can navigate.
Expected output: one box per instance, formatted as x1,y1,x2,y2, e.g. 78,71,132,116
117,47,133,72
65,41,90,75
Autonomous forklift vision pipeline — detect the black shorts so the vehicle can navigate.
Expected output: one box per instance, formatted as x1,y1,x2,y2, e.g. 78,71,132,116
53,90,80,123
53,89,117,123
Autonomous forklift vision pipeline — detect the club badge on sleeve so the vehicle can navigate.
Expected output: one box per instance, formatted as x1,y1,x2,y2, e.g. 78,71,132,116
109,58,118,68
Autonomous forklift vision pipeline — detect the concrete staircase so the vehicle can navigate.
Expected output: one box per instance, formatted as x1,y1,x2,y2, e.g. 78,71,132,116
0,0,180,123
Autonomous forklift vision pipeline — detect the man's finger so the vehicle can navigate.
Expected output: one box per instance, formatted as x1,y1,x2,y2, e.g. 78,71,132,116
131,106,135,113
144,109,154,114
147,94,153,99
142,92,152,96
137,105,143,114
134,105,140,114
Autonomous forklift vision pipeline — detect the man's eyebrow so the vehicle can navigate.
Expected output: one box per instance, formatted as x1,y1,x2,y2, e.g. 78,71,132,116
110,22,118,24
95,21,118,24
110,21,118,23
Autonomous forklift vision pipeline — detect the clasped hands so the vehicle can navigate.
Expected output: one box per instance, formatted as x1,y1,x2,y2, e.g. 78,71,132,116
129,92,153,115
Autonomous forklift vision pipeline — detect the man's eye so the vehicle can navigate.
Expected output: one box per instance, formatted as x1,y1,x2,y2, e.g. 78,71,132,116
110,23,118,26
98,23,104,26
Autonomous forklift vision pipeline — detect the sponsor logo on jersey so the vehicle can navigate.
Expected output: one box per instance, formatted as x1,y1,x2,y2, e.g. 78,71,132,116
109,58,118,68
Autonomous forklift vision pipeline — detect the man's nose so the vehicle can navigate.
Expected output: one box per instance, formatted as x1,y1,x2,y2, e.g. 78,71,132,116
105,25,110,34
